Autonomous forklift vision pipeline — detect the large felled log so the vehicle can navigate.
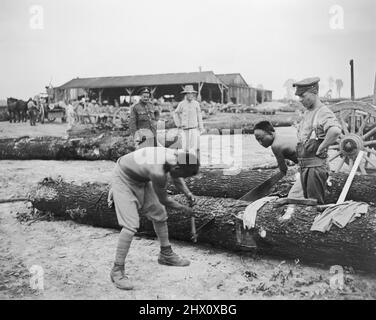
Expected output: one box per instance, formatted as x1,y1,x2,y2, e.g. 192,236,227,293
2,131,376,203
30,178,376,273
169,167,376,204
0,131,180,161
0,135,136,161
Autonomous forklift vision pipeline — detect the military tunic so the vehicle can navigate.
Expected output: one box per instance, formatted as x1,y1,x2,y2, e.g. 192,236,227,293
129,101,160,148
296,105,341,204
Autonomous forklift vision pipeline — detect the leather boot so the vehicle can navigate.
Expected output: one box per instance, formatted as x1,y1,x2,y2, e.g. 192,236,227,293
158,251,190,267
110,265,134,290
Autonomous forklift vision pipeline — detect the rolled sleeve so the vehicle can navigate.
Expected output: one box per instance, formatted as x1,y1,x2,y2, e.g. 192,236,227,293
318,107,342,135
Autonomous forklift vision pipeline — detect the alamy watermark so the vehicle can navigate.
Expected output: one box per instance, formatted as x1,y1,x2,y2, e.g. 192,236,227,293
329,265,345,290
329,4,344,30
29,5,44,30
29,265,44,291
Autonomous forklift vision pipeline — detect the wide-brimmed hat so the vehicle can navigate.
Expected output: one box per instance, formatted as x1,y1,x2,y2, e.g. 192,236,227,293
181,85,197,94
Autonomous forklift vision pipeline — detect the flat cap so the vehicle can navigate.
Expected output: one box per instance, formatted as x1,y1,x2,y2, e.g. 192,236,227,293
293,77,320,95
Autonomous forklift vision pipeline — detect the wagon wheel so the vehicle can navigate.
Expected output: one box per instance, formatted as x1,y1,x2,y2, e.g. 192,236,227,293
328,101,376,174
112,107,129,126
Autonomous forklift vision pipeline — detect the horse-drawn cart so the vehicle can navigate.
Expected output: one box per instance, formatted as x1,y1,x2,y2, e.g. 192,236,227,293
327,100,376,175
45,104,66,123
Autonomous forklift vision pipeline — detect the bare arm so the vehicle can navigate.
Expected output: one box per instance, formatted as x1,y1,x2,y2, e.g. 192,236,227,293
151,174,193,213
271,147,288,175
316,126,342,155
172,177,194,200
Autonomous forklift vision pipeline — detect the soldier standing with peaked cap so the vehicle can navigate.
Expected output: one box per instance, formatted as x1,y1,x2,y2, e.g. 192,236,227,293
129,88,160,148
293,77,342,204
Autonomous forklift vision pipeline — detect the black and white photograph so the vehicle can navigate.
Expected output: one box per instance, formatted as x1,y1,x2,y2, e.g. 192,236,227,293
0,0,375,303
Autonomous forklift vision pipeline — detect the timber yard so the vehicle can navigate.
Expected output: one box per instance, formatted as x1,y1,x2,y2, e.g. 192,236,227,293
1,0,375,302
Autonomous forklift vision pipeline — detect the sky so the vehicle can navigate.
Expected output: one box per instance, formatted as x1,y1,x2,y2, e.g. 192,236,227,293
0,0,375,100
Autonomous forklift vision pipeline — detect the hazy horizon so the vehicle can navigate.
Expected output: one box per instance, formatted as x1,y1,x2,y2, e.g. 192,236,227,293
0,0,375,101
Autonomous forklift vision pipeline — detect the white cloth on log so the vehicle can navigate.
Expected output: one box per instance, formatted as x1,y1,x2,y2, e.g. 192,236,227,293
311,201,369,233
243,196,278,230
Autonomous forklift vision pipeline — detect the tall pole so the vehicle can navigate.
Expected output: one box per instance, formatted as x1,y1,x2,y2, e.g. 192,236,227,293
373,72,376,106
350,59,355,101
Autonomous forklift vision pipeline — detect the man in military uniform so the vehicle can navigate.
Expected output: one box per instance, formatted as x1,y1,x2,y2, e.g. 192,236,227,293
129,88,160,148
293,77,342,204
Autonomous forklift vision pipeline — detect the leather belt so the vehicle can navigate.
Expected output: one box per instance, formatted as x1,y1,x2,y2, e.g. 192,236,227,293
298,157,326,168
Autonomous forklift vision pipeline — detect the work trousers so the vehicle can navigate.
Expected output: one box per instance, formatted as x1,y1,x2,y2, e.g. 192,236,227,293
299,165,328,205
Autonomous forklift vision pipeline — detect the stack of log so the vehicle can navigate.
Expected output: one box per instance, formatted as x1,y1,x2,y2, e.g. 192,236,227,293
29,167,376,273
4,121,376,272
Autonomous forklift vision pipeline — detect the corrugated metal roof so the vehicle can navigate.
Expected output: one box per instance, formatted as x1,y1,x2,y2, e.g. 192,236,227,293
58,71,224,89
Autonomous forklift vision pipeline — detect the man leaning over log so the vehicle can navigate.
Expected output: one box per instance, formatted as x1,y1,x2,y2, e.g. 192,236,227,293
254,120,303,199
293,77,342,204
108,146,200,290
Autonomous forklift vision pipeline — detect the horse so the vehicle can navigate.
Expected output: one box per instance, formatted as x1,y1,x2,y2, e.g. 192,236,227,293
7,97,18,123
7,97,28,122
17,99,28,122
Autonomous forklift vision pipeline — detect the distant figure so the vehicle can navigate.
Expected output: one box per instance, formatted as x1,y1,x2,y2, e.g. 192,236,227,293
27,98,38,126
173,85,204,157
75,99,85,124
65,100,75,131
129,88,160,148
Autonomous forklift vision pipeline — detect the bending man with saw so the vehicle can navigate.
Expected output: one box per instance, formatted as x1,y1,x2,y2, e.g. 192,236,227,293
108,146,199,290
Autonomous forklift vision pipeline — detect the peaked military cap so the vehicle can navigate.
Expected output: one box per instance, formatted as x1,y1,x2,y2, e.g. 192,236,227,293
139,87,151,95
293,77,320,96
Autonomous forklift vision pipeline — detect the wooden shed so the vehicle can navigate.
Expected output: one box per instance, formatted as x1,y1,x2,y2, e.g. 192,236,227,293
56,71,228,105
216,73,273,106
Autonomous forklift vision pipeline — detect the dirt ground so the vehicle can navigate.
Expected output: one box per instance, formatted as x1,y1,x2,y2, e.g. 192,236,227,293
0,121,375,300
0,121,68,138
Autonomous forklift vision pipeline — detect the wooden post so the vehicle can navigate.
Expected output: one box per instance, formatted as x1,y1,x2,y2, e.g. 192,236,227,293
150,87,157,99
197,82,204,101
218,83,224,104
126,88,134,105
98,89,103,105
350,59,355,101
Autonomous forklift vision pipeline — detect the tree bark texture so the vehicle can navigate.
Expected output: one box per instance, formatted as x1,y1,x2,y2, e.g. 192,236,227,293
29,178,376,273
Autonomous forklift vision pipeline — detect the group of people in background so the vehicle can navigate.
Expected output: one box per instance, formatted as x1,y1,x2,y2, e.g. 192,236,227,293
129,85,204,158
